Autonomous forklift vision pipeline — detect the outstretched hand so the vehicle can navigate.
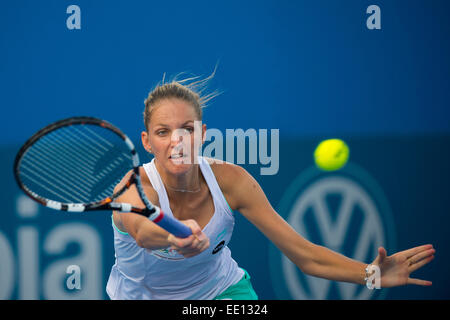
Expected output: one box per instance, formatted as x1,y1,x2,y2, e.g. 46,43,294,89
371,244,435,288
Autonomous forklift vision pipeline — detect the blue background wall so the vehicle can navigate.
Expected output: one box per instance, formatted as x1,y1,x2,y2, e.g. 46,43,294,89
1,0,449,299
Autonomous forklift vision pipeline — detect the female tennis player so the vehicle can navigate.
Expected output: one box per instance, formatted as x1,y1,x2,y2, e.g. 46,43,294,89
106,74,435,300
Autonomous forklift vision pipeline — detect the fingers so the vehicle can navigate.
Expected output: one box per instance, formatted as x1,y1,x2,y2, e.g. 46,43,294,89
167,219,210,258
407,278,432,286
403,244,434,259
171,235,210,258
406,246,435,286
409,251,435,273
408,248,435,265
167,233,194,248
377,247,387,264
181,235,210,258
183,219,202,235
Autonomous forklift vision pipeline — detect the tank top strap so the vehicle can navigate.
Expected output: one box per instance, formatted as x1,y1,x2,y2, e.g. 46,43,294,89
142,160,172,216
198,157,233,216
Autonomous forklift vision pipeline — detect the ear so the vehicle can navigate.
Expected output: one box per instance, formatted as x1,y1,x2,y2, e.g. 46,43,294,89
141,131,152,153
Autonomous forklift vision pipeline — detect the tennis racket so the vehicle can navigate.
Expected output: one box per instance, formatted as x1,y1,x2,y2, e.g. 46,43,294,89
13,116,192,238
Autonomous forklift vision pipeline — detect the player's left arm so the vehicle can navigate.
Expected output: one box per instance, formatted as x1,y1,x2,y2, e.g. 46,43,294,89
219,163,435,287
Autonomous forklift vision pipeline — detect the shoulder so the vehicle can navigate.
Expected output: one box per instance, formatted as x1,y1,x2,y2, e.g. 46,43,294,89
205,157,259,211
206,158,249,187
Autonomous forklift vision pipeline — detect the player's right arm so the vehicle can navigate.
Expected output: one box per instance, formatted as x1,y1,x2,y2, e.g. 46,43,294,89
112,169,208,257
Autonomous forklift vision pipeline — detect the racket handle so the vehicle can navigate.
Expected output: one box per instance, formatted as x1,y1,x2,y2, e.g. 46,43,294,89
154,211,193,238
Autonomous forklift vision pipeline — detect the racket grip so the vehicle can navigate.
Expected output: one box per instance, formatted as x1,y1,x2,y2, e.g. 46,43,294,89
155,212,193,238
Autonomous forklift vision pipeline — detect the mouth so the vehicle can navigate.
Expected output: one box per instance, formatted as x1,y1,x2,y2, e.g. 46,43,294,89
169,153,187,159
169,152,192,165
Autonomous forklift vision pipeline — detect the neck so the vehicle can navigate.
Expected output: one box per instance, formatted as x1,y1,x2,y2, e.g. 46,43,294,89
155,161,202,194
165,183,201,193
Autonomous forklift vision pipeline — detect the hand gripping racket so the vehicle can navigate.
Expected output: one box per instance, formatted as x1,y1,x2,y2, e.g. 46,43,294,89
13,116,192,238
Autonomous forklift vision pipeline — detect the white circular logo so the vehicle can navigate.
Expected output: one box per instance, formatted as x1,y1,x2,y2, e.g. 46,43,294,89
269,164,396,300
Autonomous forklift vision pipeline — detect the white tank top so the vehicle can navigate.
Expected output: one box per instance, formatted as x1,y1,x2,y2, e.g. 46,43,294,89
106,157,244,299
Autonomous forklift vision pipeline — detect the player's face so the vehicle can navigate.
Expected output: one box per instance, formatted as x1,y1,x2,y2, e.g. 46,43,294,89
142,98,205,175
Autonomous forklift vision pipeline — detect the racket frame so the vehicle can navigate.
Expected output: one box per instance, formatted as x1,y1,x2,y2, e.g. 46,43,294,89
13,116,160,220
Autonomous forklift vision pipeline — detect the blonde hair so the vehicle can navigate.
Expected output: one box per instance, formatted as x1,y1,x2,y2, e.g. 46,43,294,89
143,66,221,130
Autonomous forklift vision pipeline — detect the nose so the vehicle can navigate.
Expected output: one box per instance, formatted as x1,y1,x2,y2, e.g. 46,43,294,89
170,129,190,150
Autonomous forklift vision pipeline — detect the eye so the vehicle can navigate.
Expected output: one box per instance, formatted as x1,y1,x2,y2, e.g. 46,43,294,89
184,127,194,134
156,129,168,136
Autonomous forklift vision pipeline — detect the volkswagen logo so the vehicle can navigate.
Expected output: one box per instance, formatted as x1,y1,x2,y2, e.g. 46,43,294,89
269,163,396,300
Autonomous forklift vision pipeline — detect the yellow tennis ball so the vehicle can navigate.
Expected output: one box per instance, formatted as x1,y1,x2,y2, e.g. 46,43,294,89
314,139,349,171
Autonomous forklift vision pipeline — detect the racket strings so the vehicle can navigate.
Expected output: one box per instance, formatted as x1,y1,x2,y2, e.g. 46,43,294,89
18,123,133,204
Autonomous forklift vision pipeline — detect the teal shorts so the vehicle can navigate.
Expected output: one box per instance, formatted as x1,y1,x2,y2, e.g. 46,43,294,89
214,269,258,300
